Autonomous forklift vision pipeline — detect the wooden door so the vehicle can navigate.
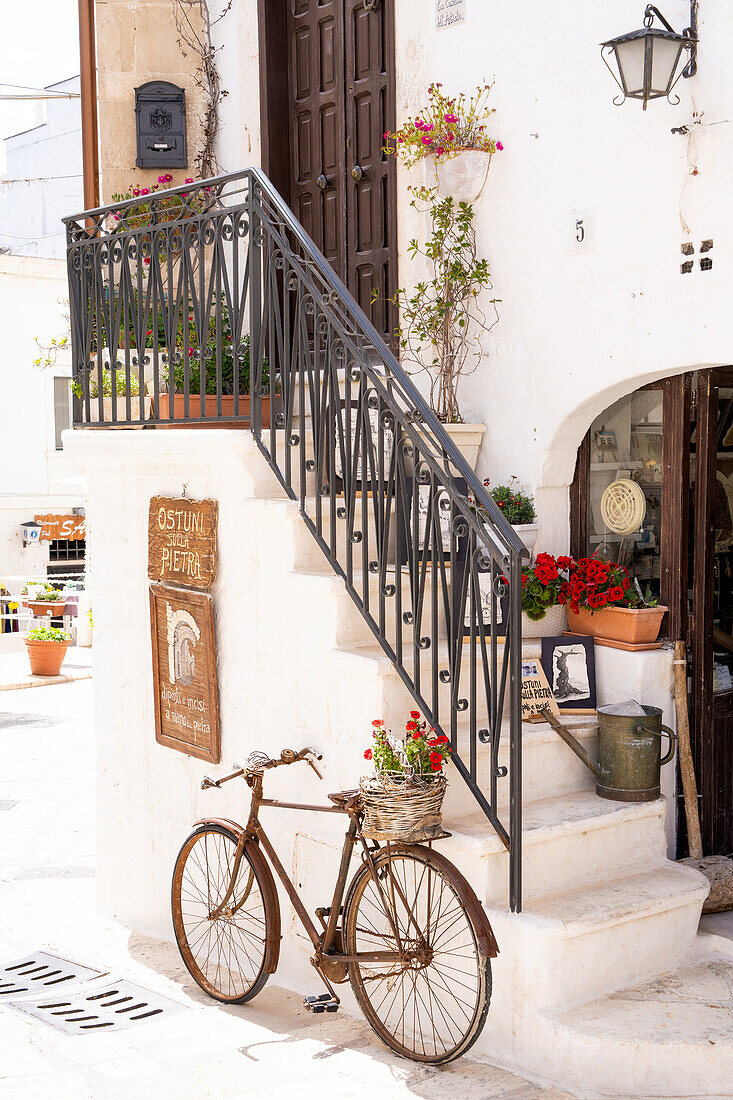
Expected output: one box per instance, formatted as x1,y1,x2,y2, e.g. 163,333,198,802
690,368,733,855
285,0,396,333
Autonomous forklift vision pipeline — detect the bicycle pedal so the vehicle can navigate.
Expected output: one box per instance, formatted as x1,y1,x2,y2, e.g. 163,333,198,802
304,993,339,1013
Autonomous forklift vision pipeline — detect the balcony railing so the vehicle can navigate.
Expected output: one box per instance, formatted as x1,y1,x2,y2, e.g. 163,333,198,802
64,168,527,911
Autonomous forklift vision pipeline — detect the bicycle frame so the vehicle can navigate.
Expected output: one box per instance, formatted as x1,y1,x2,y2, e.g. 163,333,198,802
197,768,407,1000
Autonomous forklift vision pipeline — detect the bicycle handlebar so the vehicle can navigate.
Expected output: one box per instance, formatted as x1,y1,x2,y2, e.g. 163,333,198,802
201,746,323,790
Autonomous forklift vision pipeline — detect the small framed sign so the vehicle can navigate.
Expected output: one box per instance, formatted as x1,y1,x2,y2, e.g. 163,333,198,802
150,583,220,762
540,634,596,712
521,659,559,721
148,496,218,589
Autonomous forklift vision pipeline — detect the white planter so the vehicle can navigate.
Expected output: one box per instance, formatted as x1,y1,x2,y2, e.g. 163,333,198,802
432,150,493,203
25,582,47,601
512,522,541,557
442,422,486,471
522,603,567,639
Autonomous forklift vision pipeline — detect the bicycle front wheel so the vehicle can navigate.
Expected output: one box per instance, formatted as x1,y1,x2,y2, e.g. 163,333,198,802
171,824,274,1004
343,845,492,1064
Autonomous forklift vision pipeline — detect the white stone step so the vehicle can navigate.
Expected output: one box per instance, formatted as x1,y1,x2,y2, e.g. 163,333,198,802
442,790,675,907
483,863,709,1013
541,949,733,1097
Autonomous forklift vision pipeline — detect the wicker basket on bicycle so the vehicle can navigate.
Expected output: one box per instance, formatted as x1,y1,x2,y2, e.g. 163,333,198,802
359,770,446,842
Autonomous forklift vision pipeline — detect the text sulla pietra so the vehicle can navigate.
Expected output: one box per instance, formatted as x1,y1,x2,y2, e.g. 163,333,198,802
436,0,465,29
148,496,218,589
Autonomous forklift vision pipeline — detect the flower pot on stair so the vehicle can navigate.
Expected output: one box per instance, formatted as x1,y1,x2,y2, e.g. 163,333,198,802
568,605,667,646
155,393,271,429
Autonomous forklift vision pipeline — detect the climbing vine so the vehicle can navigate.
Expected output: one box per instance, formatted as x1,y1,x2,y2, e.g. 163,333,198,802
173,0,231,179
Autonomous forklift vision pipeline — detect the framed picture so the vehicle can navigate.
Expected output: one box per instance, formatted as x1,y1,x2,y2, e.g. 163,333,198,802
150,583,221,763
540,634,596,711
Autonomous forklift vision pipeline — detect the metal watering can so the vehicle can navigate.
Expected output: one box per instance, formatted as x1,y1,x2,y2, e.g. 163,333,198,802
542,702,676,802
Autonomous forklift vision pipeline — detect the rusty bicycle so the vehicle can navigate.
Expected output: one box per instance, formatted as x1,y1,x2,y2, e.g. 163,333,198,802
171,746,498,1064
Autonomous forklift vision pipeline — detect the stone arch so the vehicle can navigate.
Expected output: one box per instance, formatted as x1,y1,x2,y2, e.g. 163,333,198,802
538,363,709,491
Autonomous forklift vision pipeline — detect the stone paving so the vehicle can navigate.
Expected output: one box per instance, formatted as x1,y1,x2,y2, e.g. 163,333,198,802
0,677,575,1100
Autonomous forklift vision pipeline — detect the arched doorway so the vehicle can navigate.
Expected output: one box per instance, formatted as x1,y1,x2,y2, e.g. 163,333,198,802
571,369,733,858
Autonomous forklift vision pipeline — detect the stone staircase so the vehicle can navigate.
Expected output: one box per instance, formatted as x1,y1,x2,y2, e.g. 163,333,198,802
242,454,733,1099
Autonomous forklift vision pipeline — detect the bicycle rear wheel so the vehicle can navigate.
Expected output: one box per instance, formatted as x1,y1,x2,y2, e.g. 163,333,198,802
171,824,274,1003
343,845,492,1064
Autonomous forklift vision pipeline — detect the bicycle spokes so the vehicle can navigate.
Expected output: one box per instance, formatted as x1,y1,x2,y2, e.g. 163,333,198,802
346,851,489,1062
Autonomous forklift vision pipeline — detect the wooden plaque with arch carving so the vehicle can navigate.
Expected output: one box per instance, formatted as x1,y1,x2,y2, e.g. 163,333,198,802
149,583,220,762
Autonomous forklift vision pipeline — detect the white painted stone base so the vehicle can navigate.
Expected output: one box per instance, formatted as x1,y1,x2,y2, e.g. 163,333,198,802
65,429,732,1098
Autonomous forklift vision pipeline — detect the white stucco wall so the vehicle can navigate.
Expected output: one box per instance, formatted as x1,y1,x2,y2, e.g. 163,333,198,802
212,1,733,553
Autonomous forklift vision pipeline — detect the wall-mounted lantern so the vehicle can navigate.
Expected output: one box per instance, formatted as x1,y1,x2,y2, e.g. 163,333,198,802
20,521,42,548
601,3,698,109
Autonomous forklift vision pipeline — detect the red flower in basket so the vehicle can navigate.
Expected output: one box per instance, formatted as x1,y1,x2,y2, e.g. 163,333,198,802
366,711,451,777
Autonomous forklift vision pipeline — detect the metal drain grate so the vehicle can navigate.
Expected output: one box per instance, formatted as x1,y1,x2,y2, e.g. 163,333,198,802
0,951,105,999
7,978,185,1033
0,800,18,811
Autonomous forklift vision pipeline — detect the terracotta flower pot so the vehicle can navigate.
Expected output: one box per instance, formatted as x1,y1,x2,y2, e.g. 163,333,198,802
25,639,70,676
156,394,271,429
27,600,67,618
568,605,667,645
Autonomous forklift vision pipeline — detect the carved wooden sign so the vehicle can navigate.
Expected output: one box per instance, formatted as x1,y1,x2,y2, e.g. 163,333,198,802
148,496,218,589
150,583,220,762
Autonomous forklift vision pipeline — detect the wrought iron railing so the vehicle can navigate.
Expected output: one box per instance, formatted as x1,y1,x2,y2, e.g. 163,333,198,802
64,168,527,911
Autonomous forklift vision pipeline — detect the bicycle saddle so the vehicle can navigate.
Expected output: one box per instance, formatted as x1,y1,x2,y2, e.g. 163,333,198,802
327,789,360,807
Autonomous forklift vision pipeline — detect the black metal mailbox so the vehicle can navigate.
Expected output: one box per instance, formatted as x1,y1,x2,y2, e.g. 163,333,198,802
135,81,188,169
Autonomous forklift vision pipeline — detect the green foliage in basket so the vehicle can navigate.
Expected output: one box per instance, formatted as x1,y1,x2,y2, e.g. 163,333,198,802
366,712,452,777
26,627,71,643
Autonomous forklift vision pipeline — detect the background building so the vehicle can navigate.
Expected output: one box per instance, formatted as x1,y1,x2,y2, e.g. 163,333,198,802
0,76,83,259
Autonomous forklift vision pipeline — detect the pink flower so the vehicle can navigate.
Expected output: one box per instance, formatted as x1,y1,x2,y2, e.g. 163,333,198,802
184,177,193,184
435,146,444,156
164,173,173,182
421,136,433,145
132,187,140,196
157,175,167,183
383,131,390,139
141,188,150,195
444,113,458,124
496,141,504,151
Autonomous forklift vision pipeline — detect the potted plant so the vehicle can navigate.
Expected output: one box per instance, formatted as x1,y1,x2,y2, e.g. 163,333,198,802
521,553,568,638
24,586,67,619
25,626,71,677
72,367,149,425
360,712,452,842
159,311,272,430
486,477,540,554
560,556,667,645
384,82,503,203
372,186,496,469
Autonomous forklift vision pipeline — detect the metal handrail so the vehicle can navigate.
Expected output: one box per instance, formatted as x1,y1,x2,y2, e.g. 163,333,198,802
63,167,526,911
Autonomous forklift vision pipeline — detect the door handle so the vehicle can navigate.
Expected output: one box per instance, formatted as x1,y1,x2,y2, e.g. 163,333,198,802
351,165,365,182
316,174,328,191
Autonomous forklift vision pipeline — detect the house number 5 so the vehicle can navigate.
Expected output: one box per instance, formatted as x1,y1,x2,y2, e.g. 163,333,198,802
575,219,585,243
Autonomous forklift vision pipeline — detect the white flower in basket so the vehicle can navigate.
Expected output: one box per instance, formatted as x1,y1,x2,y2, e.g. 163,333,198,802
360,713,451,843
